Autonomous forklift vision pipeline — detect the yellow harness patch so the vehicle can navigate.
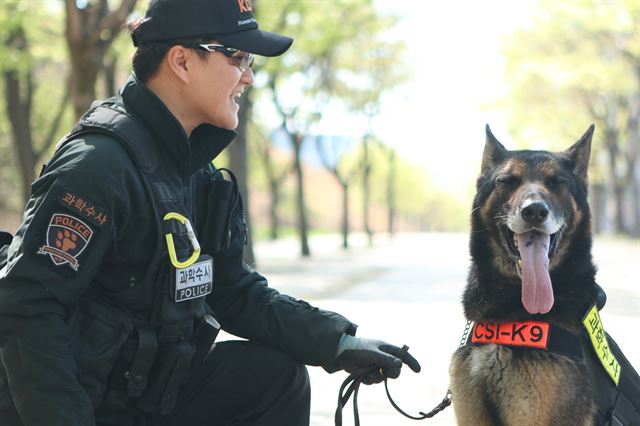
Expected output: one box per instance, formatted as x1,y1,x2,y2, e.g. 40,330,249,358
583,304,621,386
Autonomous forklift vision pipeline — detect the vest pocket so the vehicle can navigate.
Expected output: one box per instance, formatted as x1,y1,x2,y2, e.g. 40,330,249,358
200,173,235,256
67,297,131,409
136,340,195,415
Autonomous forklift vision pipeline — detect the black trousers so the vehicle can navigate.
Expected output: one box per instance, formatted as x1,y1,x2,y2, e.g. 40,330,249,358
152,340,311,426
1,340,311,426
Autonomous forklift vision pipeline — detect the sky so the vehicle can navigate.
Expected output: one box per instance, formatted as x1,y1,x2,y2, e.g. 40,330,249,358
336,0,538,198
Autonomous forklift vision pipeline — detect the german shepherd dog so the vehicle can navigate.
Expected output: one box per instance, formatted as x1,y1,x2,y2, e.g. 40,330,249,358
449,125,637,425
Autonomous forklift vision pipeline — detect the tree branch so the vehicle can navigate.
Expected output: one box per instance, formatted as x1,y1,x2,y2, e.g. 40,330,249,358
98,0,137,37
314,135,337,174
64,0,83,44
251,120,294,183
37,84,70,158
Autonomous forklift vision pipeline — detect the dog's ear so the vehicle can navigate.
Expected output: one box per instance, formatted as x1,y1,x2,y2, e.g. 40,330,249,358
481,124,507,174
565,124,594,181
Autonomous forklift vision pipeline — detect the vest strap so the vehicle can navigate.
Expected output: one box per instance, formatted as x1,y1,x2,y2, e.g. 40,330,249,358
126,323,158,398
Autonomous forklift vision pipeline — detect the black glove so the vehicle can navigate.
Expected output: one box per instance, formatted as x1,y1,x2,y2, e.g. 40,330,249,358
334,335,421,385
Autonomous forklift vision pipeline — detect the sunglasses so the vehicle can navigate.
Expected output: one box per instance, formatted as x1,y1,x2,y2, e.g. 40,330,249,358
197,43,255,72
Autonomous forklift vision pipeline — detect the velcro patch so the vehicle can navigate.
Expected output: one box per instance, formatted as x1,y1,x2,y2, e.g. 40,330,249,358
174,256,213,302
38,213,93,271
471,320,550,349
583,305,621,385
57,190,110,228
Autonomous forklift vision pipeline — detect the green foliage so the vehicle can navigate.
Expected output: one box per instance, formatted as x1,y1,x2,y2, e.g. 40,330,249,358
317,136,468,231
0,2,66,74
0,2,71,210
501,0,638,158
0,0,464,233
500,0,640,235
255,0,405,125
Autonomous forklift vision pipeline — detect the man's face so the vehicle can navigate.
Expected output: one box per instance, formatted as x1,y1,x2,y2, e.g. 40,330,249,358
186,45,254,130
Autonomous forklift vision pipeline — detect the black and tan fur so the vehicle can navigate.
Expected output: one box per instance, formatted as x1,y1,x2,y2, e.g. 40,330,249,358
450,125,601,425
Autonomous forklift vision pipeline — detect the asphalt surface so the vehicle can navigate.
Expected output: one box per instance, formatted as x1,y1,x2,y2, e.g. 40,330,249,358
225,232,640,426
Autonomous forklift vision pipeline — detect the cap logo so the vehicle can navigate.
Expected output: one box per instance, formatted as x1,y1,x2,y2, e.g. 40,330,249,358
237,0,252,13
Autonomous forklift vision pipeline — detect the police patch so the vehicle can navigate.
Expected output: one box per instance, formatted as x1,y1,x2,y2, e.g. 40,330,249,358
38,213,93,271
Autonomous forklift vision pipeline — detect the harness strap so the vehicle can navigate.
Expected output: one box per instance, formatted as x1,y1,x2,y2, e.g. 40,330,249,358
613,393,638,426
465,321,584,361
76,102,159,173
158,341,195,415
57,97,166,292
126,323,157,398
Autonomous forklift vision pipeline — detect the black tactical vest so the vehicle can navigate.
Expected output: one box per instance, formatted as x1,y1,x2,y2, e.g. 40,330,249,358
54,97,231,415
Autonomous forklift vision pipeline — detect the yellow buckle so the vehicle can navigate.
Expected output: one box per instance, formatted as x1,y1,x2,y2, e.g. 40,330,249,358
163,212,201,269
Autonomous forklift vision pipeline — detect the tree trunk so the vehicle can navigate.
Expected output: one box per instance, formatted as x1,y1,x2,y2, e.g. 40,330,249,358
4,68,36,202
293,135,310,256
341,181,349,249
68,47,101,117
362,134,373,245
103,54,118,98
590,183,605,234
65,0,137,118
626,90,640,237
259,132,284,242
387,148,397,236
3,23,70,204
269,180,280,240
229,86,256,266
604,128,626,233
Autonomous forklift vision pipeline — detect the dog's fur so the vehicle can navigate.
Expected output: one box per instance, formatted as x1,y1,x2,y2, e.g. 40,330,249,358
450,125,602,425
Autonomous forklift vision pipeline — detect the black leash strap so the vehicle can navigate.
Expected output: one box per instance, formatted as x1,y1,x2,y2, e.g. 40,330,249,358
335,373,362,426
334,345,453,425
385,381,451,420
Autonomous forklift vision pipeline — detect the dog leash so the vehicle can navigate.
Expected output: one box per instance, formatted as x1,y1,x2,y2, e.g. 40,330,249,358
335,324,473,425
334,345,453,425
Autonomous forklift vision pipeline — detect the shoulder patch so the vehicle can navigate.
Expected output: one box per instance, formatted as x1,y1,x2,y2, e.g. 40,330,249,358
37,213,93,271
57,190,110,228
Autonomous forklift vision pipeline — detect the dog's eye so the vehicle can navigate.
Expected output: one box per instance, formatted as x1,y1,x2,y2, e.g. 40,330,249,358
496,174,520,187
546,176,567,188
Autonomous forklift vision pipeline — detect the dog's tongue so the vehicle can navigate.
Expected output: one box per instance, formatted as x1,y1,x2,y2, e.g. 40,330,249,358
517,231,554,314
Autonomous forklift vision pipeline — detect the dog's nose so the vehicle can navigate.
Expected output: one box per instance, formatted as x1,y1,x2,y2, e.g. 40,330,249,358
521,201,549,224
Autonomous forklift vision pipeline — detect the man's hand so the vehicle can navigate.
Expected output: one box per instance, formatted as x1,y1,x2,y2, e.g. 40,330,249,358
334,335,421,385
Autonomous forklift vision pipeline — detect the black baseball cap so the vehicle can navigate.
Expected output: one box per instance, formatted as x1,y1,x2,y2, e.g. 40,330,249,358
132,0,293,57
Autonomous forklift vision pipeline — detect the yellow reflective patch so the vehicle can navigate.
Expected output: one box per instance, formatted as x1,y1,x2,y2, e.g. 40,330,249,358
582,304,621,386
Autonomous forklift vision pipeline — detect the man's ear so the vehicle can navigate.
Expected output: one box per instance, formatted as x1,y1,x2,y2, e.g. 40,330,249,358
165,45,191,84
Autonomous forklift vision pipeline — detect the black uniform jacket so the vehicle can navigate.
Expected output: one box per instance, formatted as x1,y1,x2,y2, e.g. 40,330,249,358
0,75,356,426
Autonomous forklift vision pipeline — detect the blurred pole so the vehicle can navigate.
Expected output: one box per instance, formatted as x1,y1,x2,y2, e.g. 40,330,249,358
292,133,311,257
362,133,372,246
229,86,256,266
362,102,378,246
341,181,349,249
387,148,397,237
629,68,640,237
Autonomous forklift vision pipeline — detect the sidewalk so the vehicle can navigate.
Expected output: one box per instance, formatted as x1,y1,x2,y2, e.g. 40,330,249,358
232,233,639,426
253,233,396,300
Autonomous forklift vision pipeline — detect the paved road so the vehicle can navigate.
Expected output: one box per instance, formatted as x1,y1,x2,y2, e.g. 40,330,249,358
230,232,640,426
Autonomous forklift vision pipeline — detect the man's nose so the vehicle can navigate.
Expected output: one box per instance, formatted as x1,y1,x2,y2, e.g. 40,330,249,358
241,67,254,85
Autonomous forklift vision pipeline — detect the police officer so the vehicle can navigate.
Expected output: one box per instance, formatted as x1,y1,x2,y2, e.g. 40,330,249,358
0,1,420,425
